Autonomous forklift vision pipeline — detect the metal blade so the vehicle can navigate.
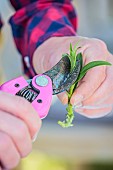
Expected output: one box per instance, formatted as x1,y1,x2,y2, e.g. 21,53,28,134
44,54,81,95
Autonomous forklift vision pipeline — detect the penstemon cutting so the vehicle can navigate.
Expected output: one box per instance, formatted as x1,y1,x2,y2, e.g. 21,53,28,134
58,43,112,128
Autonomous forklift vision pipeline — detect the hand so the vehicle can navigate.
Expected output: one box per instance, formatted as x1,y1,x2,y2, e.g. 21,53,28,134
0,92,41,169
33,36,113,118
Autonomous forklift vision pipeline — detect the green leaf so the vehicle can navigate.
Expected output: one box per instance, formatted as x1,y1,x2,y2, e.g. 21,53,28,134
74,40,81,52
70,43,73,54
75,60,112,84
75,71,87,84
81,60,111,74
68,43,77,72
76,53,83,69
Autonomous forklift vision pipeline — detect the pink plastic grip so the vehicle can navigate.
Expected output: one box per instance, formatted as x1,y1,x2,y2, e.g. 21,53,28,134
0,75,53,119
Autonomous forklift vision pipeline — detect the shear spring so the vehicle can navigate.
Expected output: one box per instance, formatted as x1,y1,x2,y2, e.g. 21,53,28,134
16,85,40,103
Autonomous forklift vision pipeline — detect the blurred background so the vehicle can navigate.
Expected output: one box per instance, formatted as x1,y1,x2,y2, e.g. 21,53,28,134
0,0,113,170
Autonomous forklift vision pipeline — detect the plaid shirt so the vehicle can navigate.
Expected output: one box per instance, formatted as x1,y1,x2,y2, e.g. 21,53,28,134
0,0,77,78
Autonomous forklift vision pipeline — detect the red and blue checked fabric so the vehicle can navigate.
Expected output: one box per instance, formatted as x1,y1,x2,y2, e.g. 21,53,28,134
1,0,78,78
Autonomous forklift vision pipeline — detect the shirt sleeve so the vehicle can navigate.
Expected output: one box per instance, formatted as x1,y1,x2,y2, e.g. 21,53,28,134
9,0,78,78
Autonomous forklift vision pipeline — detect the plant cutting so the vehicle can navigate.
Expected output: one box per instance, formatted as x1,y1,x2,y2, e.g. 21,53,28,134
58,43,112,128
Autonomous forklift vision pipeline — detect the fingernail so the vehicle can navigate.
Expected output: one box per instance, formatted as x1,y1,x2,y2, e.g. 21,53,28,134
74,95,83,106
76,108,83,111
75,108,84,114
32,131,39,142
73,102,83,109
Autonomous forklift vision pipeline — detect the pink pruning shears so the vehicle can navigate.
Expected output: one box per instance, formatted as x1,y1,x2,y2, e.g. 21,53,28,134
0,55,81,119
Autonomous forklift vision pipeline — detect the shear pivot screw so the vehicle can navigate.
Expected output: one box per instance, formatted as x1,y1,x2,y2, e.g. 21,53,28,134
36,76,48,87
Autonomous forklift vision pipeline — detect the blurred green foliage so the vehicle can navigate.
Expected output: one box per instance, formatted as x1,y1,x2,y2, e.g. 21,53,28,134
88,163,113,170
13,150,113,170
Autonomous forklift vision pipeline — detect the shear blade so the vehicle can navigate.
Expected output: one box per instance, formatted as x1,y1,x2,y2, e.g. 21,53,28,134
44,54,81,95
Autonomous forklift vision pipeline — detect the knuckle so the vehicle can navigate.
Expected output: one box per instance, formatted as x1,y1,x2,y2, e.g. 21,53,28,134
98,40,107,49
6,155,20,170
93,38,107,49
0,134,11,152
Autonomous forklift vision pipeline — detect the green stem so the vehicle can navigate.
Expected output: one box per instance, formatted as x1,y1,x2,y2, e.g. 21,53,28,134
58,82,78,128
